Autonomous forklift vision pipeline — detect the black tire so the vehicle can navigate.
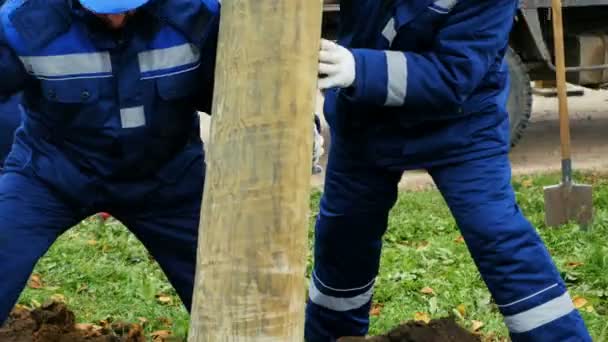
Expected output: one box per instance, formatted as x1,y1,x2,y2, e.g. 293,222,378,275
506,47,533,148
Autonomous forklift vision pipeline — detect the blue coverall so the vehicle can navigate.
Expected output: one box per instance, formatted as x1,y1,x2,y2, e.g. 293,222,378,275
0,0,219,322
304,0,592,341
0,93,21,167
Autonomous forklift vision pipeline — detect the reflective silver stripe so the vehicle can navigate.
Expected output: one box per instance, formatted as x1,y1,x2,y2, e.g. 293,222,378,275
138,43,200,73
504,292,575,333
313,271,376,292
120,106,146,128
382,18,397,46
430,0,459,12
19,52,112,78
384,51,407,106
308,279,374,312
498,283,559,308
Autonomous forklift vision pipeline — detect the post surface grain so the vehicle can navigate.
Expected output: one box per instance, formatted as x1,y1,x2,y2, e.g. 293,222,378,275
188,1,323,341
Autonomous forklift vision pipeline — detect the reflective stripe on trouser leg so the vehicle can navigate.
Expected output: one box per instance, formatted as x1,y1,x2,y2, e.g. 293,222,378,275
304,134,401,342
429,153,592,341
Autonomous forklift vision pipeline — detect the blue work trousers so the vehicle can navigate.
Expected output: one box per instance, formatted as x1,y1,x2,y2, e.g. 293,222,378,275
305,133,591,342
0,139,204,323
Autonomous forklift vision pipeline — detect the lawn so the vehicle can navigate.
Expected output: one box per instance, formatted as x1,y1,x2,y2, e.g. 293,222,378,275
17,172,608,341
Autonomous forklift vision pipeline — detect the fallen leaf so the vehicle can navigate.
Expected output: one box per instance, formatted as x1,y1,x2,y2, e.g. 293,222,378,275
454,236,465,243
416,241,430,250
370,303,383,316
151,330,172,341
50,294,66,303
157,317,173,326
126,323,144,339
471,320,484,332
572,296,588,309
87,240,98,246
413,312,431,324
420,287,435,295
98,319,111,328
585,305,595,313
156,294,172,305
566,261,583,268
457,304,466,317
521,179,533,188
28,274,43,289
138,317,149,326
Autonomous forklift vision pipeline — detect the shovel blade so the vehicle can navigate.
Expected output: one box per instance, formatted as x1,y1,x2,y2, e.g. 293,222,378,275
544,182,593,228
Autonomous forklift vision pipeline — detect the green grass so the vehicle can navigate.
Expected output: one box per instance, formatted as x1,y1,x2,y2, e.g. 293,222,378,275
18,172,608,341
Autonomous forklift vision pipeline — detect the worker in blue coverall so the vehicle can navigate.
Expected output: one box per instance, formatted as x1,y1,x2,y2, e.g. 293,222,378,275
0,92,21,169
0,0,221,323
0,0,325,324
306,0,592,341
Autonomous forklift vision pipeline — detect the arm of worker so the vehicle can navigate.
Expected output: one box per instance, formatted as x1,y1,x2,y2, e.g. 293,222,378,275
0,27,29,100
318,0,516,112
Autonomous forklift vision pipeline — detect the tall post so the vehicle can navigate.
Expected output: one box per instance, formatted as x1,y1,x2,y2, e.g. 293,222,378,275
188,0,323,340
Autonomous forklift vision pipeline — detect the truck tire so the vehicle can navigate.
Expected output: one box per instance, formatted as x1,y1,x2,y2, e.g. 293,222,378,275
506,47,532,148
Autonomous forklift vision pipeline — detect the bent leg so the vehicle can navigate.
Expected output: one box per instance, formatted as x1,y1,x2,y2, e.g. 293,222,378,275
429,154,591,341
305,136,402,342
0,172,81,323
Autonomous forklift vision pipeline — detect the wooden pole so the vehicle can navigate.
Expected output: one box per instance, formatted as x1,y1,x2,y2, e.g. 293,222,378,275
188,0,323,341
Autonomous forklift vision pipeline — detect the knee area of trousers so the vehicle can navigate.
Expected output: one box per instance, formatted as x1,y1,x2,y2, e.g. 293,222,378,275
458,210,534,244
315,213,387,245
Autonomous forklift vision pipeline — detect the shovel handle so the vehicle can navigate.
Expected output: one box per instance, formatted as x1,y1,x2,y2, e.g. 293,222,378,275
550,0,572,176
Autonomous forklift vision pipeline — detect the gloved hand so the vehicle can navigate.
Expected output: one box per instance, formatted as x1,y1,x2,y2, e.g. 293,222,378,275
318,39,356,90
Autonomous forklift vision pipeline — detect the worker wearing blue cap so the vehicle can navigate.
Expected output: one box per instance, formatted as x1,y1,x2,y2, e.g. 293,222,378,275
0,0,221,322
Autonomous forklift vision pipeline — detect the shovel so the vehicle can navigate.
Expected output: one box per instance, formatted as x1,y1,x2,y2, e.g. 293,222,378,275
543,0,593,228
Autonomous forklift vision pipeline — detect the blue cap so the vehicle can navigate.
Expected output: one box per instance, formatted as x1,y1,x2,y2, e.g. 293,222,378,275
78,0,151,14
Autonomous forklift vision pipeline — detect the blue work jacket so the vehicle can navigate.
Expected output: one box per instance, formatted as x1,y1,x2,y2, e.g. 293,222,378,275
0,92,20,166
325,0,517,169
0,0,219,182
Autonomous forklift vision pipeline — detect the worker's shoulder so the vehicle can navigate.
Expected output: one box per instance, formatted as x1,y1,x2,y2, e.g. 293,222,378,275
0,0,71,49
158,0,219,43
159,0,219,15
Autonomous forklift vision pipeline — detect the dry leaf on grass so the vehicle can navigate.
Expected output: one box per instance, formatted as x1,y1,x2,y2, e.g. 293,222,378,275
152,330,172,341
454,236,465,243
420,287,435,295
416,241,430,250
28,274,43,289
413,312,431,323
370,303,383,316
457,304,466,317
156,294,173,305
157,317,173,326
471,320,484,332
566,261,583,268
572,296,588,309
50,294,66,303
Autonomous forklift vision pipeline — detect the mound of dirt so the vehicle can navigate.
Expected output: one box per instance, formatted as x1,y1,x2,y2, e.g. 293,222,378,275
338,318,481,342
0,301,145,342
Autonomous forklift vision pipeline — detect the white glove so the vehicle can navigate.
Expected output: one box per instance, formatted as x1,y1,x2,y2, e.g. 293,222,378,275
318,39,356,90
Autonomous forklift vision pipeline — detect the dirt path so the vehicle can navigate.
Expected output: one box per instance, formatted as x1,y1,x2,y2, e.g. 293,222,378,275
199,89,608,191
